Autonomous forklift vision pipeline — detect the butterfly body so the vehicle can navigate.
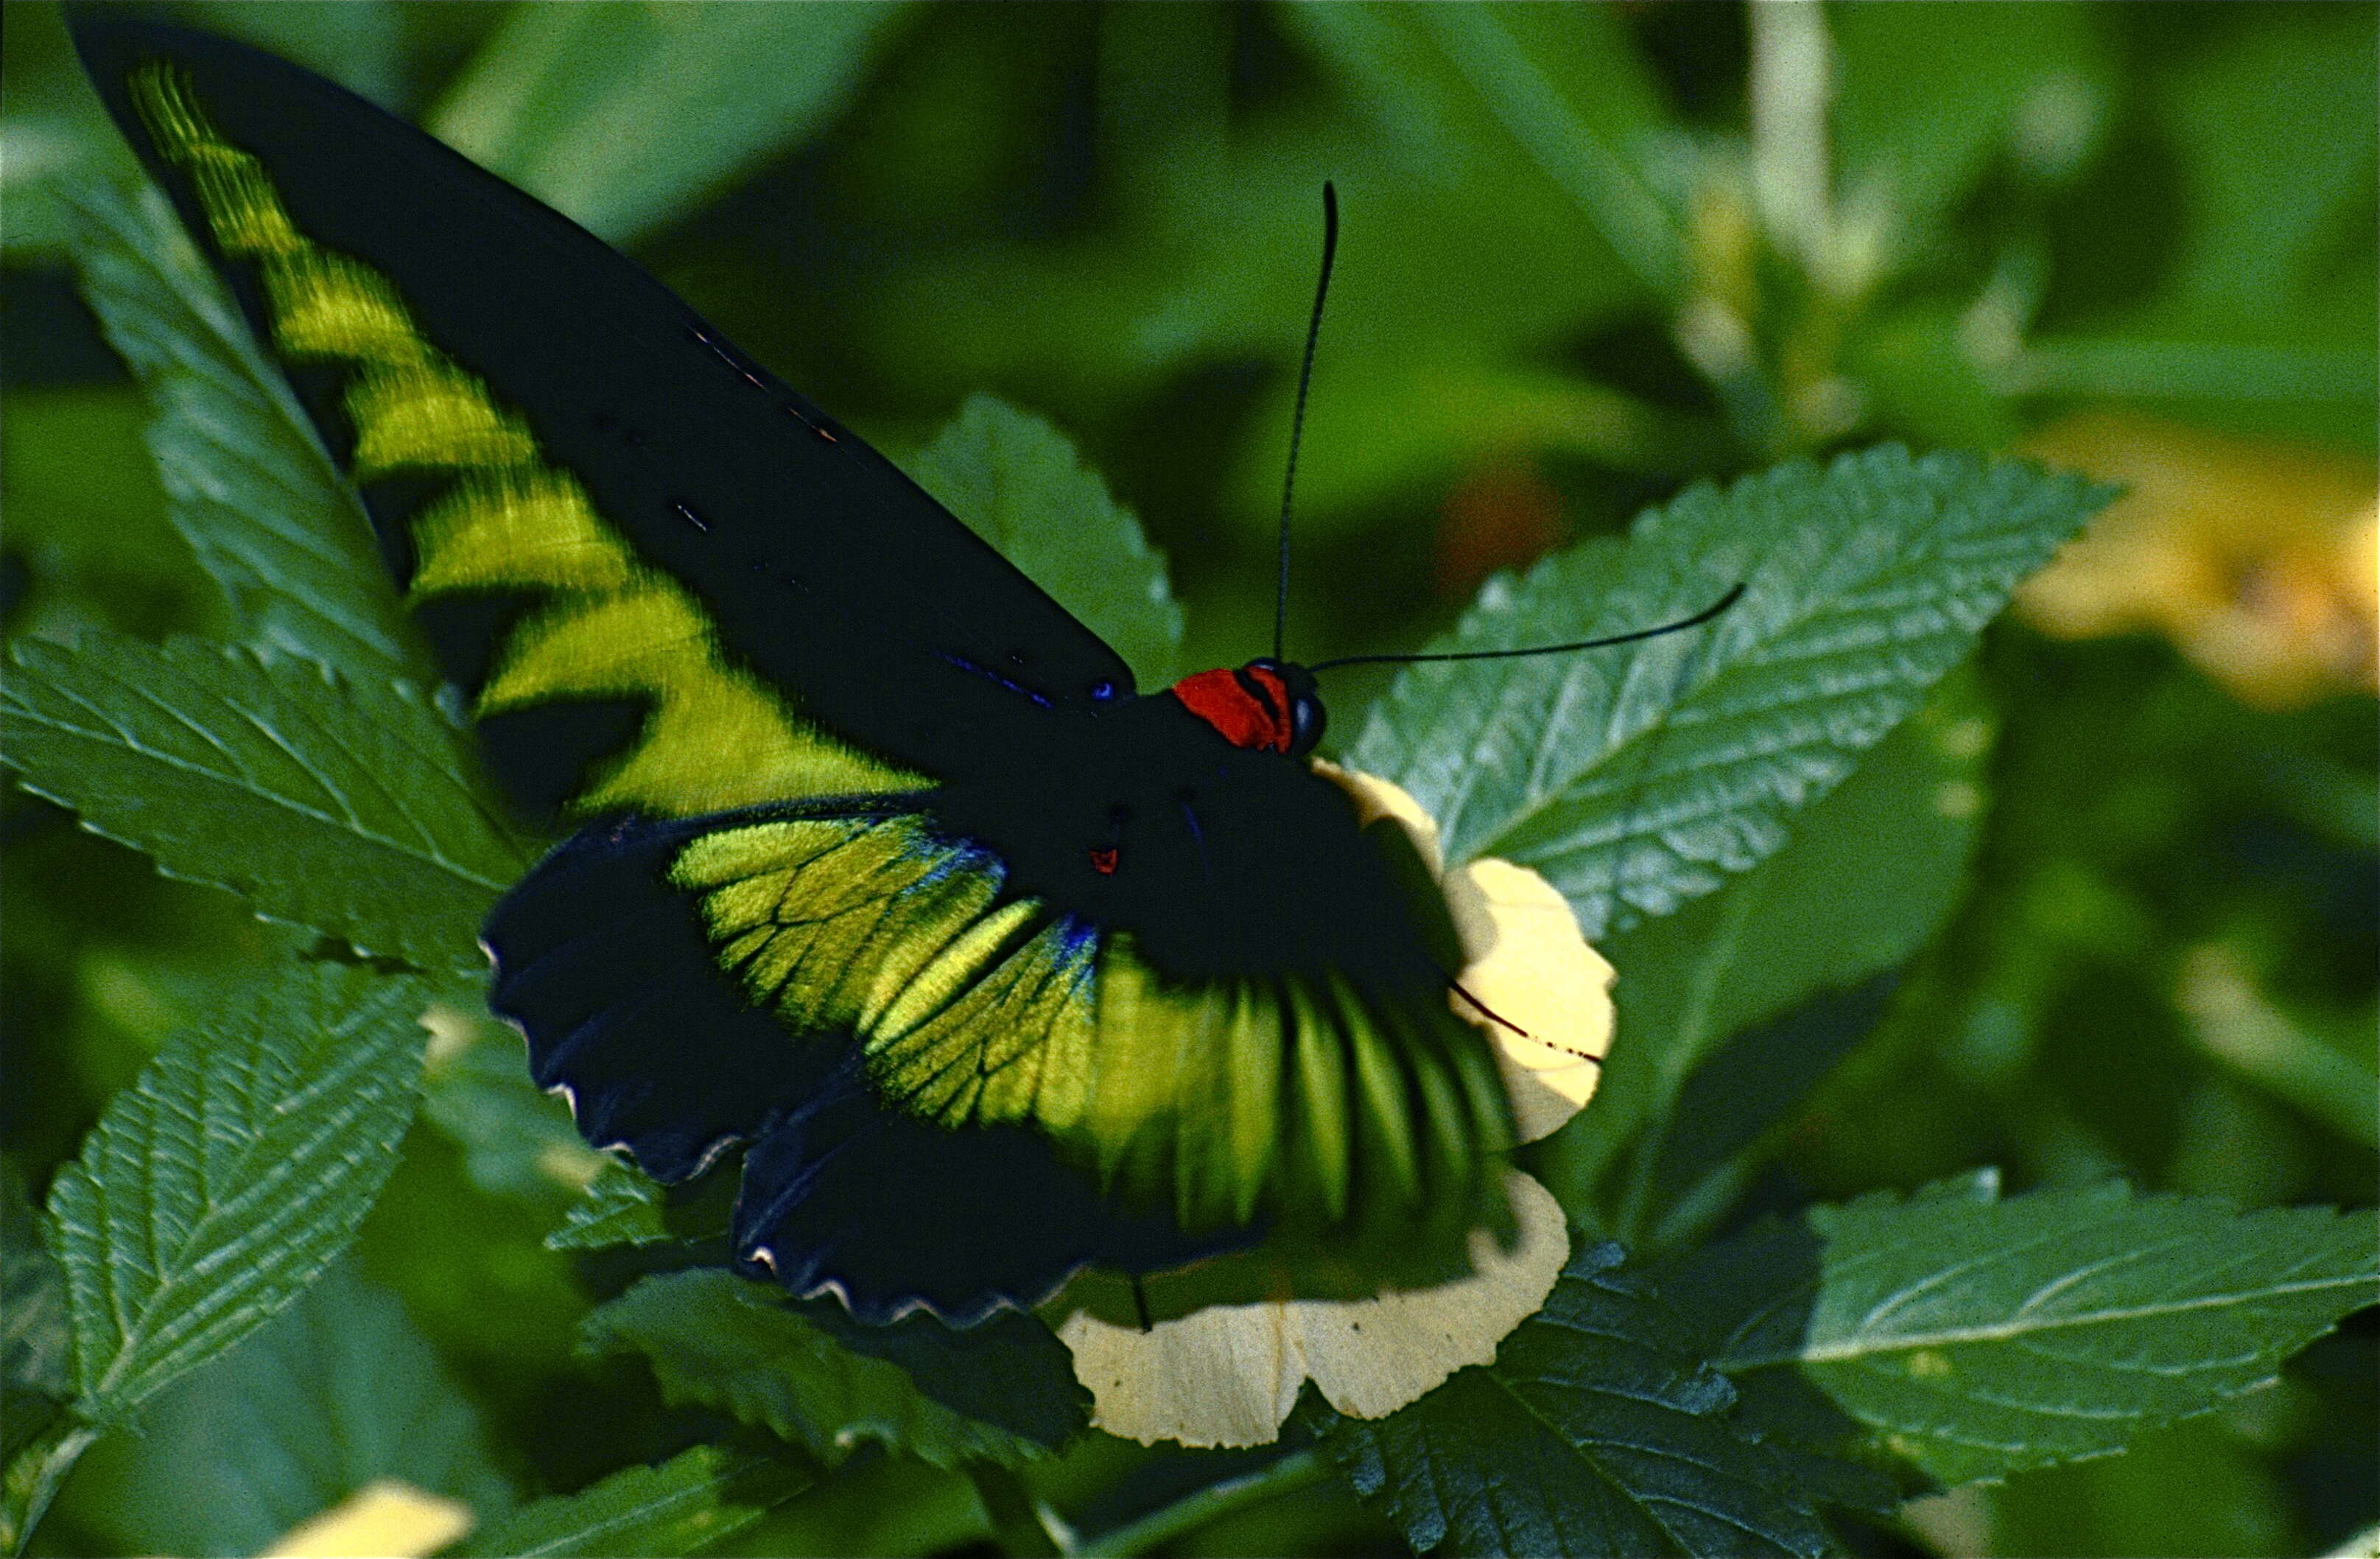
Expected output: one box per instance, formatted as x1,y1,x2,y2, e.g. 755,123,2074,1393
77,19,1518,1322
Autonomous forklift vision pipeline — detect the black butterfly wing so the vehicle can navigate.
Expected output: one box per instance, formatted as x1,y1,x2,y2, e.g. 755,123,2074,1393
479,803,1235,1323
484,732,1517,1322
74,18,1131,821
77,20,1522,1322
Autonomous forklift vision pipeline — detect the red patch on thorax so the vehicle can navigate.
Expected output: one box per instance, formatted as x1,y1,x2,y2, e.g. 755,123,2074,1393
1170,665,1293,753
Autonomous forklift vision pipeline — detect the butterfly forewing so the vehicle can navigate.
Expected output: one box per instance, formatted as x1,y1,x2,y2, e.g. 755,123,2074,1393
77,19,1131,821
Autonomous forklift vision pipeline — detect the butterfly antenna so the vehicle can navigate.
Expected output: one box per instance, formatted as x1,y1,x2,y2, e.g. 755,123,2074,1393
1275,181,1339,662
1309,582,1746,674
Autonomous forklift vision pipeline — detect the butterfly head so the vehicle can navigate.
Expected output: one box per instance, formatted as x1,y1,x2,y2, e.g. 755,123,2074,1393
1169,659,1326,758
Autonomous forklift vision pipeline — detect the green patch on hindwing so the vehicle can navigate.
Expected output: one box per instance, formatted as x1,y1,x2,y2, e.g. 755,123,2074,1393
671,816,1512,1251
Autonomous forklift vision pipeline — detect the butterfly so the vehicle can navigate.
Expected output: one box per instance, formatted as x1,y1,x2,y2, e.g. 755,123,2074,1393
77,19,1672,1325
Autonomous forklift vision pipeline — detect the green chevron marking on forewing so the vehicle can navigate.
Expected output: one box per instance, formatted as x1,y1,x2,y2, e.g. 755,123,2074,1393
127,60,924,817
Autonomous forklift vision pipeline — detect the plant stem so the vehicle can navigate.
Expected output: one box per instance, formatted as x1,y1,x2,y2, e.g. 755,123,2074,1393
1422,5,1685,298
1748,0,1833,282
1078,1448,1330,1558
965,1462,1068,1558
4,1420,99,1557
1610,877,1763,1247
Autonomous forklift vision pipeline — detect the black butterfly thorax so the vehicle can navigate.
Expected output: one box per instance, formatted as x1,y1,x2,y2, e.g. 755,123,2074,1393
916,667,1453,987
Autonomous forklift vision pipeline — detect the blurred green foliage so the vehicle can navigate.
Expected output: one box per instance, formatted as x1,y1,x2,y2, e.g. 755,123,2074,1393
3,3,2373,1557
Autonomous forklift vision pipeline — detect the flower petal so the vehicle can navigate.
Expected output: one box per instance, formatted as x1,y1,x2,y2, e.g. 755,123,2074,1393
260,1479,475,1558
1297,1171,1570,1418
1051,1172,1570,1447
1444,859,1615,1143
1051,1285,1304,1449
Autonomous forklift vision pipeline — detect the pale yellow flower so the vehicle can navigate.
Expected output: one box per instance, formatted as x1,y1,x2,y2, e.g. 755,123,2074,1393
1045,765,1615,1448
259,1479,474,1558
2018,410,2378,708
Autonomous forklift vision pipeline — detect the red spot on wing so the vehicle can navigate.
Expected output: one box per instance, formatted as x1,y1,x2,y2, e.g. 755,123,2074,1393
1170,666,1293,752
1089,846,1119,875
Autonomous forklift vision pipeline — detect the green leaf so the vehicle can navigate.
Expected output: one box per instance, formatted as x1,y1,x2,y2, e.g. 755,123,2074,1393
1,1163,69,1422
1349,445,2115,939
1,634,527,972
1317,1241,1831,1559
1547,670,1995,1229
580,1269,1084,1470
1987,1415,2306,1559
909,395,1185,689
55,1264,513,1558
1281,1,1674,295
428,3,918,245
183,1,410,107
1612,668,1994,1076
1405,3,1682,296
1,1420,97,1559
418,999,603,1209
1630,975,1900,1251
545,1160,667,1253
1,1162,74,1549
2154,4,2377,313
1830,4,2108,228
45,961,425,1421
65,181,421,682
452,1445,813,1559
1691,1178,2380,1486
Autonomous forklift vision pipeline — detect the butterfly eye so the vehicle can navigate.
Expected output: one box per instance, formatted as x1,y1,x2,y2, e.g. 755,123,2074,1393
1288,692,1327,757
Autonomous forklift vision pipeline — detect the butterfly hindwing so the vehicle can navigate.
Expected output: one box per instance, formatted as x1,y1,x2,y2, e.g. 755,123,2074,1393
480,803,1226,1322
74,19,1134,821
487,749,1515,1312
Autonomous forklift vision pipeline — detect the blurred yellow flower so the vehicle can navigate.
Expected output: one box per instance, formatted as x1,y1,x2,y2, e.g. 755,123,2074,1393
1046,765,1612,1448
2018,410,2377,708
259,1479,474,1558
